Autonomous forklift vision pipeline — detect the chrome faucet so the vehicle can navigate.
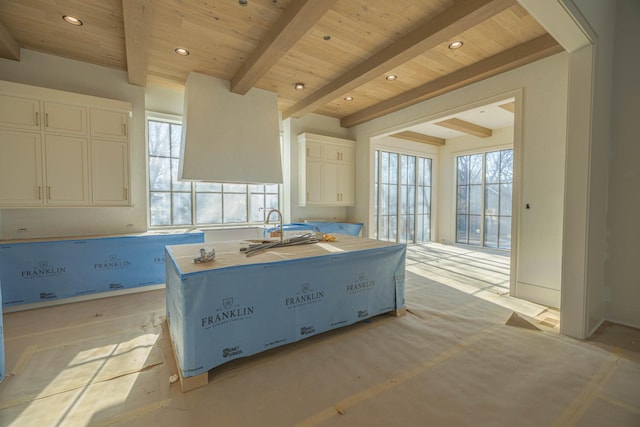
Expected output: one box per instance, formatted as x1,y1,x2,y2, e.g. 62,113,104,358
265,209,284,245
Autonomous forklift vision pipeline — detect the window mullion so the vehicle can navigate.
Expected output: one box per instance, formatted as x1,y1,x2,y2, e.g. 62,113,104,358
191,181,196,227
245,184,250,224
412,156,424,243
396,155,401,243
481,153,486,247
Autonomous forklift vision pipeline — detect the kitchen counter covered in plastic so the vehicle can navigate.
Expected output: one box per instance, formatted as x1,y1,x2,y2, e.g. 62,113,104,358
165,235,406,391
0,230,204,309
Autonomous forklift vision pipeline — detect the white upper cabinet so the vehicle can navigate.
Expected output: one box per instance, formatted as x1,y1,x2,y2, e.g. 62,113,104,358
90,108,128,140
43,101,87,135
0,80,132,207
298,133,356,207
0,94,41,131
0,130,43,206
44,135,89,205
323,143,354,163
91,139,129,205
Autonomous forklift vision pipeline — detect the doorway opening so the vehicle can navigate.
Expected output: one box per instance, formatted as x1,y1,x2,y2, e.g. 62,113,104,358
370,94,560,331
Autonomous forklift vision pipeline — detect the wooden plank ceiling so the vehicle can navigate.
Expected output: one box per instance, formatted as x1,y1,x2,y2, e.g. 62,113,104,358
0,0,563,130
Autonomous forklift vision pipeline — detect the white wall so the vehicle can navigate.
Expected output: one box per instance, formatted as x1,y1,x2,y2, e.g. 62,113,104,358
0,50,146,239
555,0,617,338
284,114,355,223
437,127,514,245
576,0,616,335
606,0,640,328
351,53,569,309
145,85,184,116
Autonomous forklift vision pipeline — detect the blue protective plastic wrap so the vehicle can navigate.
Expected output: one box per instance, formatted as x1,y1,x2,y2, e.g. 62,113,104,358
0,283,4,383
304,221,364,236
165,238,406,378
0,231,204,307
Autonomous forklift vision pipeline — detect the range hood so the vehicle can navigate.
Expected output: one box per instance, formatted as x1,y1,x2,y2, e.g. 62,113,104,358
179,72,283,184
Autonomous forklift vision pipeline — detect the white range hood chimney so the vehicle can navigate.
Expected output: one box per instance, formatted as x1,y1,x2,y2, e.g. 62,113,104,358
179,72,283,184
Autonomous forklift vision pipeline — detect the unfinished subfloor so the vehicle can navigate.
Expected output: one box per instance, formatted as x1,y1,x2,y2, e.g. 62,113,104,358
406,242,561,331
0,245,638,426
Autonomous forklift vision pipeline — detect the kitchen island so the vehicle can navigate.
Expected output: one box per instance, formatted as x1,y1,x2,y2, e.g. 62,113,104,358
165,235,406,392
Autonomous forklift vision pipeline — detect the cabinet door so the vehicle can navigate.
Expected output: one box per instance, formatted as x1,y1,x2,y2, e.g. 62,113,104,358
322,144,342,162
0,130,43,205
305,160,322,204
0,94,41,131
322,163,340,203
90,109,128,140
339,145,355,164
44,135,89,205
91,139,130,205
305,141,322,160
323,143,354,163
44,102,87,135
339,164,355,205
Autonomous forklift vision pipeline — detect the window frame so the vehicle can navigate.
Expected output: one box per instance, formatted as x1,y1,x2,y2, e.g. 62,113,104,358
454,146,513,250
373,147,434,244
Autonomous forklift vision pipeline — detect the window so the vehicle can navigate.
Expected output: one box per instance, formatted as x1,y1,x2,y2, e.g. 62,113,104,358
374,150,432,243
456,149,512,249
148,118,279,227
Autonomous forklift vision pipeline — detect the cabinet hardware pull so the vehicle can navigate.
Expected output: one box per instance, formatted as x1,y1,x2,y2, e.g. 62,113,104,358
47,186,51,200
306,192,309,200
337,152,340,160
124,188,128,200
35,112,39,126
45,113,49,127
123,123,127,137
37,186,42,200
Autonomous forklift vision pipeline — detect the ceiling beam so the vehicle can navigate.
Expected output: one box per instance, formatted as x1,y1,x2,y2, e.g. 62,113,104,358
122,0,155,87
341,34,563,127
283,0,515,119
499,101,515,113
435,118,492,138
0,20,20,61
231,0,337,95
391,131,445,146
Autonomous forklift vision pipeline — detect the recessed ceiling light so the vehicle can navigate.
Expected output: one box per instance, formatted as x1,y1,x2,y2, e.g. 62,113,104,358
294,82,305,91
239,0,248,5
385,75,397,81
323,35,331,41
175,47,190,56
344,96,353,101
62,15,83,26
448,41,464,49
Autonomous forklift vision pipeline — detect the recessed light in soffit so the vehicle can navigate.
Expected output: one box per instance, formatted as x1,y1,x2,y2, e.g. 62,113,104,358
62,15,83,26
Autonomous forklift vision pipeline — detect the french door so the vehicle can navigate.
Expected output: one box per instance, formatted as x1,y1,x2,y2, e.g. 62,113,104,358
456,149,513,249
374,150,432,243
